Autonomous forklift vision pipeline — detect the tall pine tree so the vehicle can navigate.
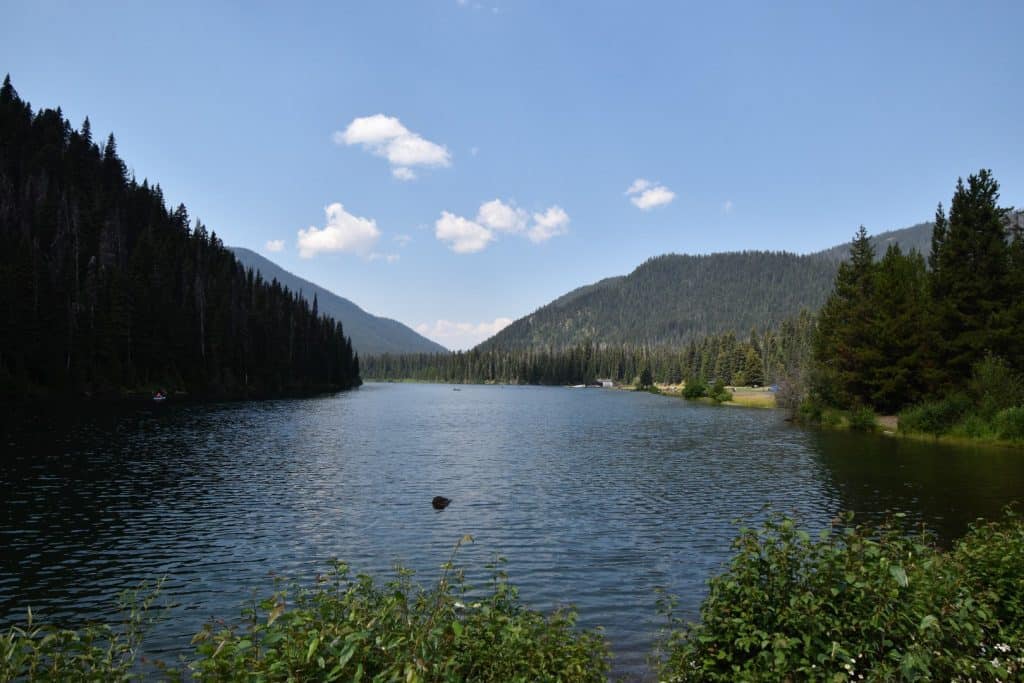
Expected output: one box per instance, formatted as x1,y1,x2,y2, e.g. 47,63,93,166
930,170,1011,386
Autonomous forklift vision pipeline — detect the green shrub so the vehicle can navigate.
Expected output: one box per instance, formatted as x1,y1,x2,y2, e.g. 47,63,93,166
0,542,608,683
899,393,972,435
797,397,823,423
951,413,997,440
821,408,844,427
954,508,1024,645
682,378,707,399
709,380,731,403
0,581,164,682
657,513,1024,682
969,353,1024,419
186,538,608,682
994,406,1024,441
848,405,877,431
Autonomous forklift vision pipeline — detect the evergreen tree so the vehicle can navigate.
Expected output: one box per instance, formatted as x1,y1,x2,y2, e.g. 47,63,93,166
813,226,876,406
0,78,361,399
865,246,930,412
930,170,1011,385
743,347,764,387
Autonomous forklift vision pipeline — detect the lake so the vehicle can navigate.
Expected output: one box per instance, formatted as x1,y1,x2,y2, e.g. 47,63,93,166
3,383,1024,679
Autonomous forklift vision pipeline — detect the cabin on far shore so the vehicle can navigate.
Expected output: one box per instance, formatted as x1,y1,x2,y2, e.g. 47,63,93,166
596,378,614,388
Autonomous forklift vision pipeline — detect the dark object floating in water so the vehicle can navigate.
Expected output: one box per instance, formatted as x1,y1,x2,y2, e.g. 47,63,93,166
432,496,451,510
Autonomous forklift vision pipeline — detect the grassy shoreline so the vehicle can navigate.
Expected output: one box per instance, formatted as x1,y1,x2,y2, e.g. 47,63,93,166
799,406,1024,450
648,383,779,409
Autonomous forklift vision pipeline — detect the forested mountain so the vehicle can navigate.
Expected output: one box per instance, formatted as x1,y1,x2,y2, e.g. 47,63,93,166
811,222,934,263
230,247,447,356
479,223,936,351
479,251,835,350
364,311,815,389
0,77,361,399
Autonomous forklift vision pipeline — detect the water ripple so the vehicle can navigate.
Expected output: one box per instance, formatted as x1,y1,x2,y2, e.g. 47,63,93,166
3,384,1024,680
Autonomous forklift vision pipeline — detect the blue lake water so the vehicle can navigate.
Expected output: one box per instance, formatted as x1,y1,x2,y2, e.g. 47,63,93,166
3,383,1024,679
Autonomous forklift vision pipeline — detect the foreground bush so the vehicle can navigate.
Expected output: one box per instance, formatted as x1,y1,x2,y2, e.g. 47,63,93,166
0,539,608,682
657,512,1024,682
186,544,608,682
6,519,1024,681
0,582,163,682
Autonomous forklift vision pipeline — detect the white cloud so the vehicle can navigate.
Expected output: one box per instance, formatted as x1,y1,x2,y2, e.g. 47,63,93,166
416,317,513,350
435,211,494,254
335,114,408,145
626,178,652,195
369,252,400,264
394,233,412,247
626,178,676,210
722,199,734,214
336,114,450,179
297,202,381,258
477,198,527,233
264,239,285,253
436,200,569,253
528,205,570,243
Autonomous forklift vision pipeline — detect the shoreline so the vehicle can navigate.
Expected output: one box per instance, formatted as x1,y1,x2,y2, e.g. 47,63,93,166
797,409,1024,451
645,383,779,410
0,383,360,411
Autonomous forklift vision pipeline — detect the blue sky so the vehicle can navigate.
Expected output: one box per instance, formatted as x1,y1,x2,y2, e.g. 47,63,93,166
3,1,1022,349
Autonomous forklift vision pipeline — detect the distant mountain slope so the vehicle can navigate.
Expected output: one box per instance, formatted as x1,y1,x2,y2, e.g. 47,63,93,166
811,222,934,262
230,248,447,356
479,222,935,350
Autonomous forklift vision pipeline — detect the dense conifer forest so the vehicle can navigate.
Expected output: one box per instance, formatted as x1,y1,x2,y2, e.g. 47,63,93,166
478,251,839,349
809,171,1024,432
230,246,447,356
363,310,815,392
475,222,935,353
0,77,361,399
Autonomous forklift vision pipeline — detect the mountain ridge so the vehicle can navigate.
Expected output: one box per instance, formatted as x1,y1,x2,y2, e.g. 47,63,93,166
477,222,937,351
229,247,447,356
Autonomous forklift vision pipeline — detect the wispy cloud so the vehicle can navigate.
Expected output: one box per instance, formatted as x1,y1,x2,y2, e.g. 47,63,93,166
626,178,676,210
722,199,734,214
297,203,381,258
334,114,451,180
393,234,412,247
415,317,513,350
264,239,285,253
435,199,569,253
